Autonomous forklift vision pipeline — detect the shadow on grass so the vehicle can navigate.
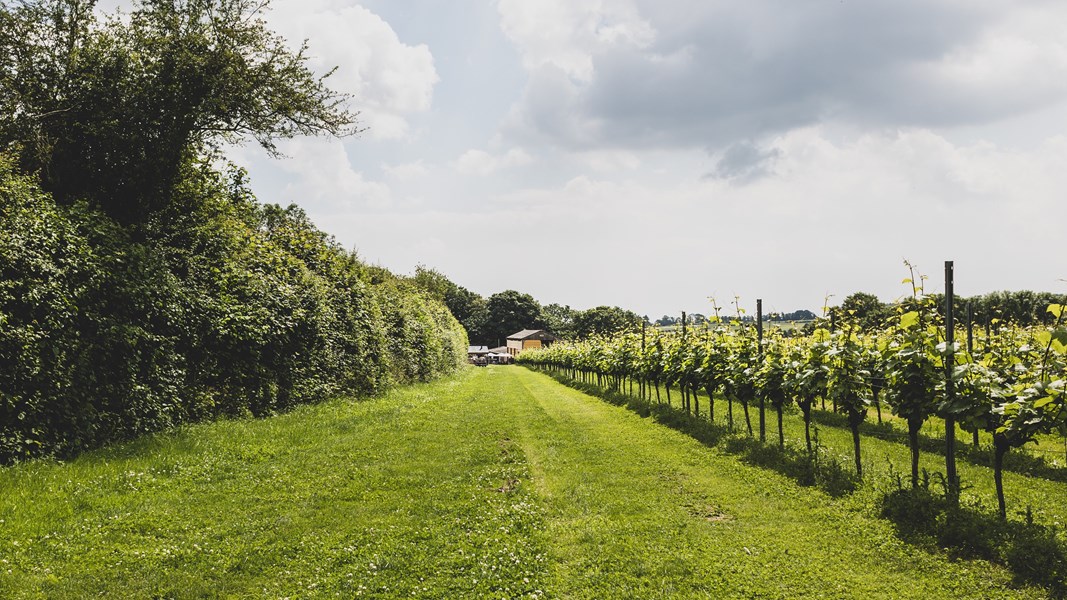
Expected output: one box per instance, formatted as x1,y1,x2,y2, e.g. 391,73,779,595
811,410,1067,484
880,482,1067,597
536,370,858,498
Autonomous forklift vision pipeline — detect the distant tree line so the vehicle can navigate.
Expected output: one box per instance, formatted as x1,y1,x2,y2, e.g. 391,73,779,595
412,267,644,346
828,291,1067,332
770,310,819,322
414,269,831,345
418,272,1064,346
653,309,817,328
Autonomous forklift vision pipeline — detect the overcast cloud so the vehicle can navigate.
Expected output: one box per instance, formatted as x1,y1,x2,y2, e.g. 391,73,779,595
99,0,1067,317
501,0,1067,151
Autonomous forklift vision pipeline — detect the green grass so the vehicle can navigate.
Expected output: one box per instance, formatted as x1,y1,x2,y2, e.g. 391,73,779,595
628,379,1067,531
0,367,1047,598
0,370,545,598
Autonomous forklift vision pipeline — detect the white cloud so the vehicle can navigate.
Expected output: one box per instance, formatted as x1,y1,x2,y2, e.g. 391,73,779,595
274,138,391,210
381,160,431,180
267,0,439,140
455,148,533,176
574,150,642,172
497,0,655,82
335,127,1067,316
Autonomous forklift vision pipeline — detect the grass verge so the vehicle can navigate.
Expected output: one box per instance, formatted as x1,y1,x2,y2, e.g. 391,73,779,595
531,366,1067,597
0,369,546,598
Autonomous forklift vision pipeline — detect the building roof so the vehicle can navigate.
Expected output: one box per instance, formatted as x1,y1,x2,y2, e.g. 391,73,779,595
506,329,557,341
467,345,489,354
489,346,508,354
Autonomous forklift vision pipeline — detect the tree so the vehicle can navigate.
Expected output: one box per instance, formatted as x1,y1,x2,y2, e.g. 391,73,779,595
0,0,358,223
411,265,488,344
411,265,454,301
483,290,544,346
962,291,1065,326
446,286,488,344
837,292,891,332
542,303,578,339
774,309,817,322
572,306,642,339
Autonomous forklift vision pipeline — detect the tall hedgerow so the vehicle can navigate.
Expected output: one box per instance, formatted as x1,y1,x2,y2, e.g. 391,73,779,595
0,155,467,462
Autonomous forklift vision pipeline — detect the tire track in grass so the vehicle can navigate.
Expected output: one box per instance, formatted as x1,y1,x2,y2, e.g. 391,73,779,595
503,367,1041,599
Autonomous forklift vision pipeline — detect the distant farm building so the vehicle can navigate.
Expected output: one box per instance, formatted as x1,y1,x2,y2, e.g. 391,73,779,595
506,329,557,357
488,346,513,364
468,346,489,365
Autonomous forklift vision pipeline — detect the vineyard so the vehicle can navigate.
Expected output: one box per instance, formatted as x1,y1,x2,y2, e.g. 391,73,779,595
517,265,1067,594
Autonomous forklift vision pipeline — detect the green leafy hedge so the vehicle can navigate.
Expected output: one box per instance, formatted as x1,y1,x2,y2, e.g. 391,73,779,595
0,156,467,462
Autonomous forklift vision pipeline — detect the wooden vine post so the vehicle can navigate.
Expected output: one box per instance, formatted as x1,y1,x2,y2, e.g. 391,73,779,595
681,311,688,413
757,299,765,442
944,260,959,505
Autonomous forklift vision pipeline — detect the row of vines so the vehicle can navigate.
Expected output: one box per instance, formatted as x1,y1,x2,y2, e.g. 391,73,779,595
518,276,1067,521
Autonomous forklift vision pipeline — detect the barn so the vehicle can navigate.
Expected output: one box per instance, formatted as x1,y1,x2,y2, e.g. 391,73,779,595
505,329,557,357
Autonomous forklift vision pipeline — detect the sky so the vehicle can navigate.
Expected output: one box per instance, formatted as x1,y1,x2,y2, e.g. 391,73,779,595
105,0,1067,319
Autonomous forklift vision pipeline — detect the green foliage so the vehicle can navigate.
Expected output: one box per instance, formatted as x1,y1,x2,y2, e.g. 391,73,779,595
411,265,489,344
0,155,466,462
483,290,546,346
0,0,359,224
0,155,99,457
835,291,892,332
571,305,643,339
519,262,1067,521
506,367,1042,597
522,310,1067,596
827,324,871,476
755,334,792,412
0,0,464,463
883,303,942,427
964,290,1067,327
540,302,578,339
373,276,468,384
407,273,644,346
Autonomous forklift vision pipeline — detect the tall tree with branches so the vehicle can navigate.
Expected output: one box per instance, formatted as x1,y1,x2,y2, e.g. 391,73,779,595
1,0,360,223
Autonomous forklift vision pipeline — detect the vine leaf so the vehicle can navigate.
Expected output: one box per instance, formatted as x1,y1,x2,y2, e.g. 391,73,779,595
900,311,920,329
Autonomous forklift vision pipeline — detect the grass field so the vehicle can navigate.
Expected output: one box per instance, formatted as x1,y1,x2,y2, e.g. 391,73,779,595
0,366,1048,598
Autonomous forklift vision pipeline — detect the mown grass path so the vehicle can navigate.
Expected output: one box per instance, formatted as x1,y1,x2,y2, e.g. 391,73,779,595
0,367,1042,598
